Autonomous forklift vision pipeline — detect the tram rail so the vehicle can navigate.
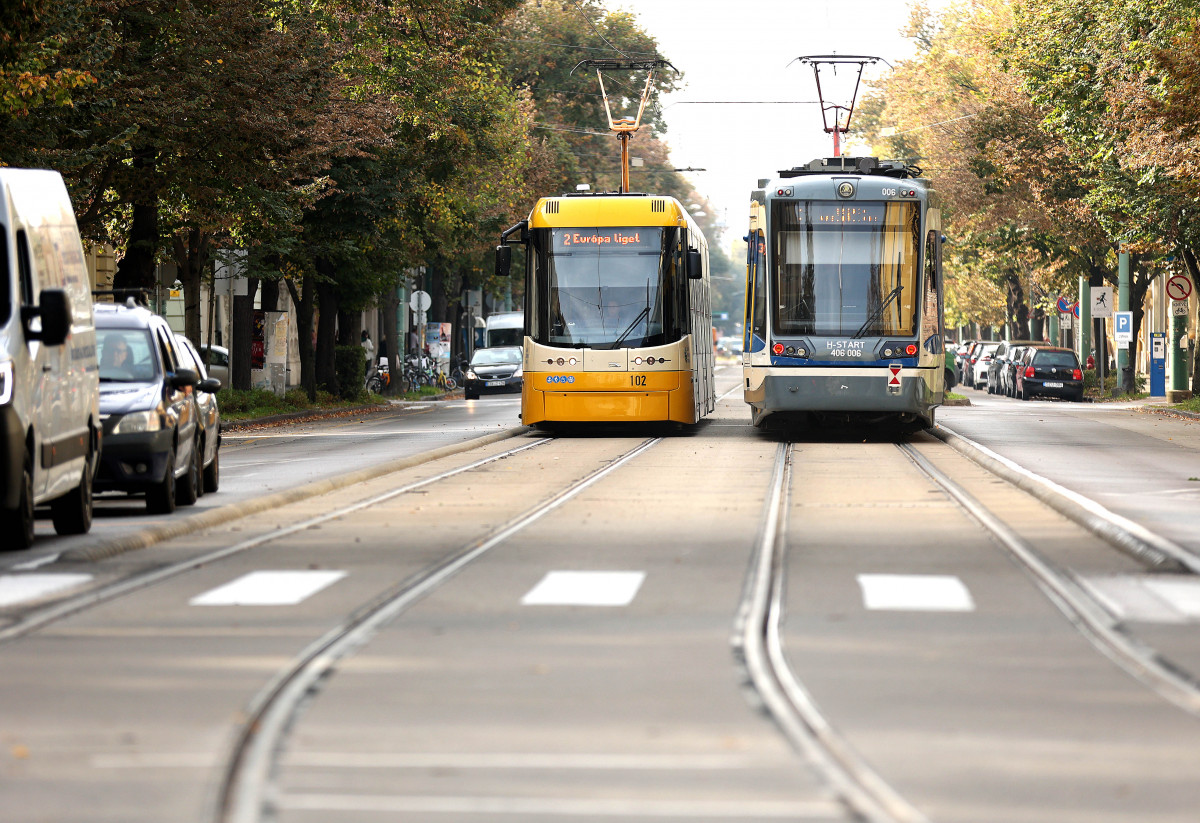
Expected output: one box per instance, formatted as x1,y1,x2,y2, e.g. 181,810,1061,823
735,430,1200,823
216,436,664,823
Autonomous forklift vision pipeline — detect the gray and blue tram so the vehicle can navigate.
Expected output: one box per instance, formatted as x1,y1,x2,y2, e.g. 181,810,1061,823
742,156,945,431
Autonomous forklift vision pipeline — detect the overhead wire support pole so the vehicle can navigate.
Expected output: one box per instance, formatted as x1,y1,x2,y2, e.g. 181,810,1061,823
793,55,888,157
571,59,677,193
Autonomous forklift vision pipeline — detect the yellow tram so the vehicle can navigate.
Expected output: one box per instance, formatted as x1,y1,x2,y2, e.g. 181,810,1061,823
495,193,715,426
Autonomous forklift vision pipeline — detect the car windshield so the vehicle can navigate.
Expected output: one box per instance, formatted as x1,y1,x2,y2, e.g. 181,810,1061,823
1036,351,1078,368
98,329,158,382
471,348,522,367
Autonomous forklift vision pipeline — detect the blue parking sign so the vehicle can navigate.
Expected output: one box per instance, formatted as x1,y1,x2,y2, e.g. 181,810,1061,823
1114,310,1133,343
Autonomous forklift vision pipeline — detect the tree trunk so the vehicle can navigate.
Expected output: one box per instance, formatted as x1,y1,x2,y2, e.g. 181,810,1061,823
261,279,280,312
381,287,401,395
113,200,159,295
172,227,210,345
286,275,316,400
314,268,339,395
231,277,259,391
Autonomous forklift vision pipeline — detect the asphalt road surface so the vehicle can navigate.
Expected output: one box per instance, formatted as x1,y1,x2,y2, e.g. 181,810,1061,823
3,371,1199,823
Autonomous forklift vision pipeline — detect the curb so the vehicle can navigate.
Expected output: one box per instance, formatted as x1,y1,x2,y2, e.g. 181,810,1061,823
930,423,1199,574
61,425,531,564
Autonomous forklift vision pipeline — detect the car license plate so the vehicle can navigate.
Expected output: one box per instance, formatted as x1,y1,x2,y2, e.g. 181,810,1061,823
1044,381,1063,388
485,380,504,387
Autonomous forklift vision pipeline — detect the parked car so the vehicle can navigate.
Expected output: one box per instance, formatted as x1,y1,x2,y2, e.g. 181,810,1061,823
199,343,229,386
173,333,222,493
462,345,523,400
987,340,1046,395
93,301,214,512
969,342,1000,389
1015,346,1084,401
0,168,100,547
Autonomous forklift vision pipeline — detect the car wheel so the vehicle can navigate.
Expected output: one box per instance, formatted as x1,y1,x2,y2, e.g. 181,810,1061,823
944,367,955,389
176,438,201,507
1021,386,1031,401
465,390,478,400
147,447,177,514
203,446,220,493
50,436,94,536
0,450,35,549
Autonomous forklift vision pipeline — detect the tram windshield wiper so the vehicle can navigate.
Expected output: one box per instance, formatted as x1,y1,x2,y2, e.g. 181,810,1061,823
610,280,652,349
853,284,903,339
611,306,649,349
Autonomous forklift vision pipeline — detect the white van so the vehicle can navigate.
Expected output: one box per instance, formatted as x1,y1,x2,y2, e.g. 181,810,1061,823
484,311,523,349
0,169,100,547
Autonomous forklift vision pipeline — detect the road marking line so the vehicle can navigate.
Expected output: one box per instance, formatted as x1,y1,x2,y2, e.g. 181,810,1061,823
282,752,770,770
190,570,347,606
521,571,645,607
278,793,842,818
9,553,61,571
857,574,975,612
1081,575,1200,623
0,574,92,607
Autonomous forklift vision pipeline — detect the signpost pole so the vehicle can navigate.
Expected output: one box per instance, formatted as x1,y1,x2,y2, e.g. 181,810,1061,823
1078,276,1091,379
1166,273,1193,400
1117,252,1131,392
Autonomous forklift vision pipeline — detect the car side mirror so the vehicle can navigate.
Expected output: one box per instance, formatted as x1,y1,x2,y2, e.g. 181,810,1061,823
198,377,221,393
171,368,199,389
23,289,72,345
687,248,703,280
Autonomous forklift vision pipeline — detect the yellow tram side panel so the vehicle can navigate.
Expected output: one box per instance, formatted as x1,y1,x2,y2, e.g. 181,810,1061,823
521,338,699,425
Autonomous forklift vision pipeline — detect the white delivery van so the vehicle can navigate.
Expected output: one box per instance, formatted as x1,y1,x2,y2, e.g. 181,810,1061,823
484,311,523,348
0,169,100,547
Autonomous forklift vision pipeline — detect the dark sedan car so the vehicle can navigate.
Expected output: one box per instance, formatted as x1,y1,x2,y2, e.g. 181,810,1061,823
1016,346,1084,402
94,302,216,513
463,346,523,400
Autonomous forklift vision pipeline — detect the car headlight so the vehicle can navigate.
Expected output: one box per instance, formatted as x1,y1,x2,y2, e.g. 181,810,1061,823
466,370,477,380
0,360,12,405
111,410,162,435
512,366,523,377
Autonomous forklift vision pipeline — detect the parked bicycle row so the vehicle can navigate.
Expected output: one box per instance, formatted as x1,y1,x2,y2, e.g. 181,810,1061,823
954,339,1086,402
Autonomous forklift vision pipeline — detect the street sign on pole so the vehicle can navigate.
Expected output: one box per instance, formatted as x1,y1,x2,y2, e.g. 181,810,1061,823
1114,311,1133,345
1166,274,1193,302
1090,286,1113,318
409,290,432,313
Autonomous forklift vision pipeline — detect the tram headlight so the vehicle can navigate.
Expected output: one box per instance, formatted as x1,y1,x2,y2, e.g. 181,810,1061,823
906,344,918,356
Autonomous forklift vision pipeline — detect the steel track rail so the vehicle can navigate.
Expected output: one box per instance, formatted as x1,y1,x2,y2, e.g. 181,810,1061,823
216,436,664,823
931,424,1199,574
898,442,1200,717
733,443,930,823
0,438,553,645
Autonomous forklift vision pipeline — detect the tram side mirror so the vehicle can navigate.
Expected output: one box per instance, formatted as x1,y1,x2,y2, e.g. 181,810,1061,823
495,245,512,279
686,248,703,280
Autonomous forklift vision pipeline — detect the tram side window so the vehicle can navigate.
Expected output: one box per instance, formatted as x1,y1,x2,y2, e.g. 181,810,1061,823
921,228,942,349
751,230,766,341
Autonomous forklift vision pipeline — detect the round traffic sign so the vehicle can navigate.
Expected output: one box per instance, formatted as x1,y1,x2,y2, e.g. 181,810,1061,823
1166,274,1193,302
1056,296,1070,313
1072,301,1081,318
409,290,432,312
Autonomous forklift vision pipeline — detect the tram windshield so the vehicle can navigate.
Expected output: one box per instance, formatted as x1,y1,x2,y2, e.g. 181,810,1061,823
771,201,920,337
530,227,676,349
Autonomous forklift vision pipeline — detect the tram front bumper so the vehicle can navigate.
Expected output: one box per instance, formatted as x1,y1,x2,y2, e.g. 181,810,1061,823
745,367,938,419
522,371,695,425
